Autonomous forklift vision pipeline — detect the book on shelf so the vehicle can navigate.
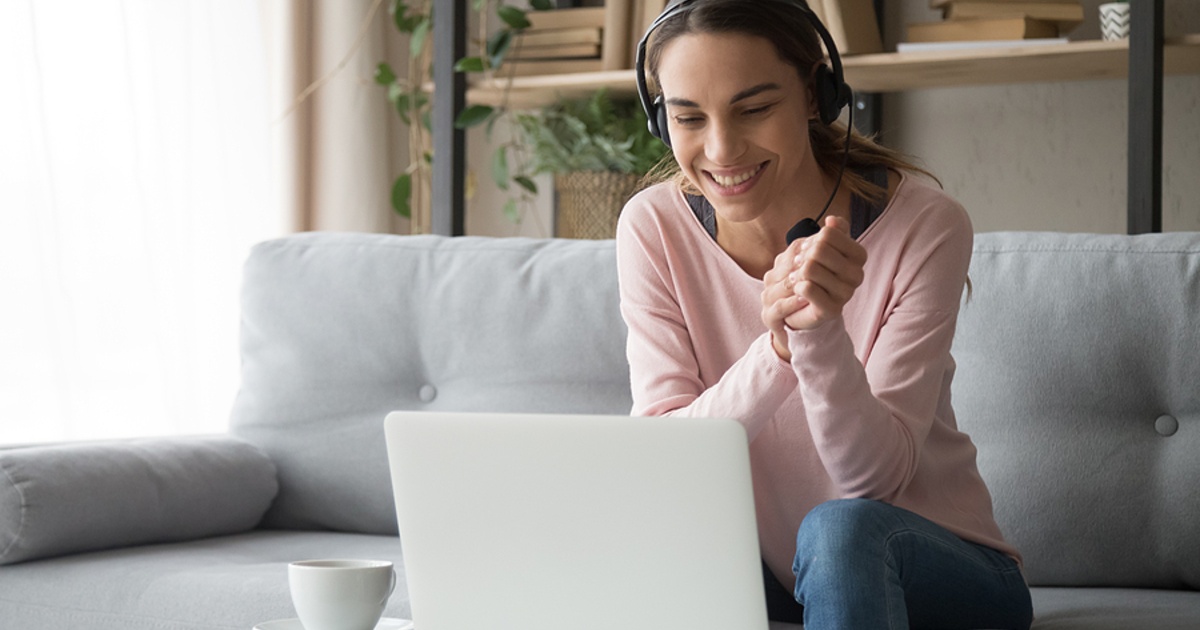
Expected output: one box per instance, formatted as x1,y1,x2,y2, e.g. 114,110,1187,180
498,58,605,78
633,0,669,41
808,0,885,55
514,27,602,49
907,16,1060,43
941,1,1084,32
601,0,633,69
508,43,602,61
630,0,883,56
526,7,606,30
518,5,630,73
896,37,1068,52
929,0,1071,7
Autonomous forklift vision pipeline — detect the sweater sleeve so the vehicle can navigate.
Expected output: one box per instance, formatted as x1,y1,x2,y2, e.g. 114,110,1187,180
615,197,797,439
786,202,973,501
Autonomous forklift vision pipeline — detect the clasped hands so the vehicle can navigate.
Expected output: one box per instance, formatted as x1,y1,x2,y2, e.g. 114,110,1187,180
761,216,867,361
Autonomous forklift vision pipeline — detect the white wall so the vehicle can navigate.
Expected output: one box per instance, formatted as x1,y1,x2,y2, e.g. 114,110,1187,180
880,0,1200,234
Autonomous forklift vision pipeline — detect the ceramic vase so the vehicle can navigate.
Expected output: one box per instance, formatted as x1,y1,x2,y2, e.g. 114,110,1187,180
1099,2,1131,41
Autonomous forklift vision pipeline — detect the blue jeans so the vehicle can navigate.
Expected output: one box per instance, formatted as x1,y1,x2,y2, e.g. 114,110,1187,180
776,498,1032,630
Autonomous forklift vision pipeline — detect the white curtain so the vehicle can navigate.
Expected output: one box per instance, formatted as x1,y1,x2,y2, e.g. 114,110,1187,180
0,1,285,444
262,0,408,234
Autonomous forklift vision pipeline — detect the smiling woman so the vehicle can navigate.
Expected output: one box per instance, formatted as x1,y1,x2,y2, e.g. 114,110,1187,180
0,1,281,444
615,1,1032,629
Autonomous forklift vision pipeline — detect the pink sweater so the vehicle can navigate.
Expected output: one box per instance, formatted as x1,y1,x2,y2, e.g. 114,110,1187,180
615,173,1020,585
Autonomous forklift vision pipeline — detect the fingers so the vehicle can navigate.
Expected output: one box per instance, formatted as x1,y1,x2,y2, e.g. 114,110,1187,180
779,215,868,330
791,255,857,305
810,216,868,272
761,238,808,352
763,214,868,334
792,223,866,293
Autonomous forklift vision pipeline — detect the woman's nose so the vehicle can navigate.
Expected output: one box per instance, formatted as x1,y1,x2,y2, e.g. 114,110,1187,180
705,119,746,164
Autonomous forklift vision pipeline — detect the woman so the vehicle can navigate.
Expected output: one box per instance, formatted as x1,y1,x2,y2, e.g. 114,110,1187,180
615,1,1033,628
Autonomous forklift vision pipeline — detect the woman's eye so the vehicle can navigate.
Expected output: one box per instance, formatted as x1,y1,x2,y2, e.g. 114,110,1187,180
744,105,772,116
674,116,703,126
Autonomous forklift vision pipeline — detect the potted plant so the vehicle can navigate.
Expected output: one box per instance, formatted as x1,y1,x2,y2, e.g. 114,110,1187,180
511,88,669,239
374,0,551,229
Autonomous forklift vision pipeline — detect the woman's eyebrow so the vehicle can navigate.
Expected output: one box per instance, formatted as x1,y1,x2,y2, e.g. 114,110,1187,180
664,82,782,109
730,82,781,103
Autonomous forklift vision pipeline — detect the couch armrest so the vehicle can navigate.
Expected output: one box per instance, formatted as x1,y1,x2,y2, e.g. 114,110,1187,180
0,434,278,565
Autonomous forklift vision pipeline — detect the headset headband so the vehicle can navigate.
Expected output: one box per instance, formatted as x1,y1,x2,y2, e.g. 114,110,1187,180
634,0,848,129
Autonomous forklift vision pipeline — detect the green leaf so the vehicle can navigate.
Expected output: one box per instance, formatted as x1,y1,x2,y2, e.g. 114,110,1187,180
514,175,538,194
529,0,553,10
455,104,494,128
502,199,520,223
497,6,532,30
391,174,412,218
487,30,513,69
374,63,397,85
410,17,431,57
387,83,404,103
393,4,421,32
396,93,415,124
454,56,487,73
492,148,509,190
394,93,411,125
472,0,487,10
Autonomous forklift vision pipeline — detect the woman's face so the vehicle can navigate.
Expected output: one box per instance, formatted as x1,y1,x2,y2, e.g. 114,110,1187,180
656,31,818,226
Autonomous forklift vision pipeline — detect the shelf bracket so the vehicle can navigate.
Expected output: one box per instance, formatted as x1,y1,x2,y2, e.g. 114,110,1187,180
1128,0,1164,234
431,0,467,236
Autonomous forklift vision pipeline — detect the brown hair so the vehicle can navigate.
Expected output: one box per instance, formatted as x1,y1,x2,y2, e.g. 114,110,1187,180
641,0,938,199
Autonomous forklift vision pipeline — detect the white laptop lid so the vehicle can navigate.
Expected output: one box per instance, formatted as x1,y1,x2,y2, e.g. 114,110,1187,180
384,411,768,630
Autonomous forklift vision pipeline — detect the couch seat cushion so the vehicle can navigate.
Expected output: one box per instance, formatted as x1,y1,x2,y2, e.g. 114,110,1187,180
1031,587,1200,629
0,530,409,630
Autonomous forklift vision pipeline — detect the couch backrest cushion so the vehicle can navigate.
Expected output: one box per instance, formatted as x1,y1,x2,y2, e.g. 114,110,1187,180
952,231,1200,590
229,234,632,534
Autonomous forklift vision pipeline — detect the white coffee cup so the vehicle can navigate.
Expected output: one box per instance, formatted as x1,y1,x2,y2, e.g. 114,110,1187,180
288,559,396,630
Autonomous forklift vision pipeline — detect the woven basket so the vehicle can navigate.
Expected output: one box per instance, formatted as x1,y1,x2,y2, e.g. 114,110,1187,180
554,171,643,240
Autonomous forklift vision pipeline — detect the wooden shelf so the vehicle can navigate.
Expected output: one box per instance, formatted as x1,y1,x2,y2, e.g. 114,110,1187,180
466,34,1200,108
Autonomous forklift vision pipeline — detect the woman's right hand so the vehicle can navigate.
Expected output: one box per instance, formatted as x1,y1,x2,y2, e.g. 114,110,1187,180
761,237,807,362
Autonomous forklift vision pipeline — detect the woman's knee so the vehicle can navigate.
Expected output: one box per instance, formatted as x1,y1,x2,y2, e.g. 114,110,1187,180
795,498,895,556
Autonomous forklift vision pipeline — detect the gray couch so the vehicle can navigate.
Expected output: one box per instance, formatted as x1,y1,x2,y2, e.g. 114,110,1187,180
1,230,1197,629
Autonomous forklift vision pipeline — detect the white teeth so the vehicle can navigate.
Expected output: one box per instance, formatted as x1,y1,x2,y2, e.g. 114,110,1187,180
712,164,762,187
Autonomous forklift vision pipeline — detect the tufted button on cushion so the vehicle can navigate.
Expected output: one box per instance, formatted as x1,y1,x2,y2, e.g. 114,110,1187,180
1155,414,1179,437
419,384,438,403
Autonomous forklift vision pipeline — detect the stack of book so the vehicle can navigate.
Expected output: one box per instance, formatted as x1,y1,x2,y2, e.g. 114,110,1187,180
502,6,611,77
632,0,882,56
904,0,1084,49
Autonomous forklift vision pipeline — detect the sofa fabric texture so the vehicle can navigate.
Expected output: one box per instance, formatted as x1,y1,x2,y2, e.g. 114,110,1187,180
952,232,1200,590
0,230,1197,630
0,435,277,565
228,234,632,535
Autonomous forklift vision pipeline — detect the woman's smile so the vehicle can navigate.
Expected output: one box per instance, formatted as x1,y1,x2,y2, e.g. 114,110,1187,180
705,161,768,196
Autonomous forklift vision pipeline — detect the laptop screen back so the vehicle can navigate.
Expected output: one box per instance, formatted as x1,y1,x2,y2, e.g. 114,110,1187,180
384,411,768,630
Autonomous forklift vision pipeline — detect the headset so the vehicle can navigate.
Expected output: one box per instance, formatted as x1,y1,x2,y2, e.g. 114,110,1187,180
634,0,855,242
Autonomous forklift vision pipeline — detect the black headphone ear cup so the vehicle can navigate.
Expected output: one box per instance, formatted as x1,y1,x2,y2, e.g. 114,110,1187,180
652,96,672,148
813,63,841,126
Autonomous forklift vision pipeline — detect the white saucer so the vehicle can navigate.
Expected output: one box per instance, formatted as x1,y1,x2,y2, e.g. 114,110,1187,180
253,618,413,630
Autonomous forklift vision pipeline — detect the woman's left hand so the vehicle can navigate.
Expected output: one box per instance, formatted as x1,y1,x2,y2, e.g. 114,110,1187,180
782,215,867,332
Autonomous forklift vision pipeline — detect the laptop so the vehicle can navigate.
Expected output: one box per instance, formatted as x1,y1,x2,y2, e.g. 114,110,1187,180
384,411,769,630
